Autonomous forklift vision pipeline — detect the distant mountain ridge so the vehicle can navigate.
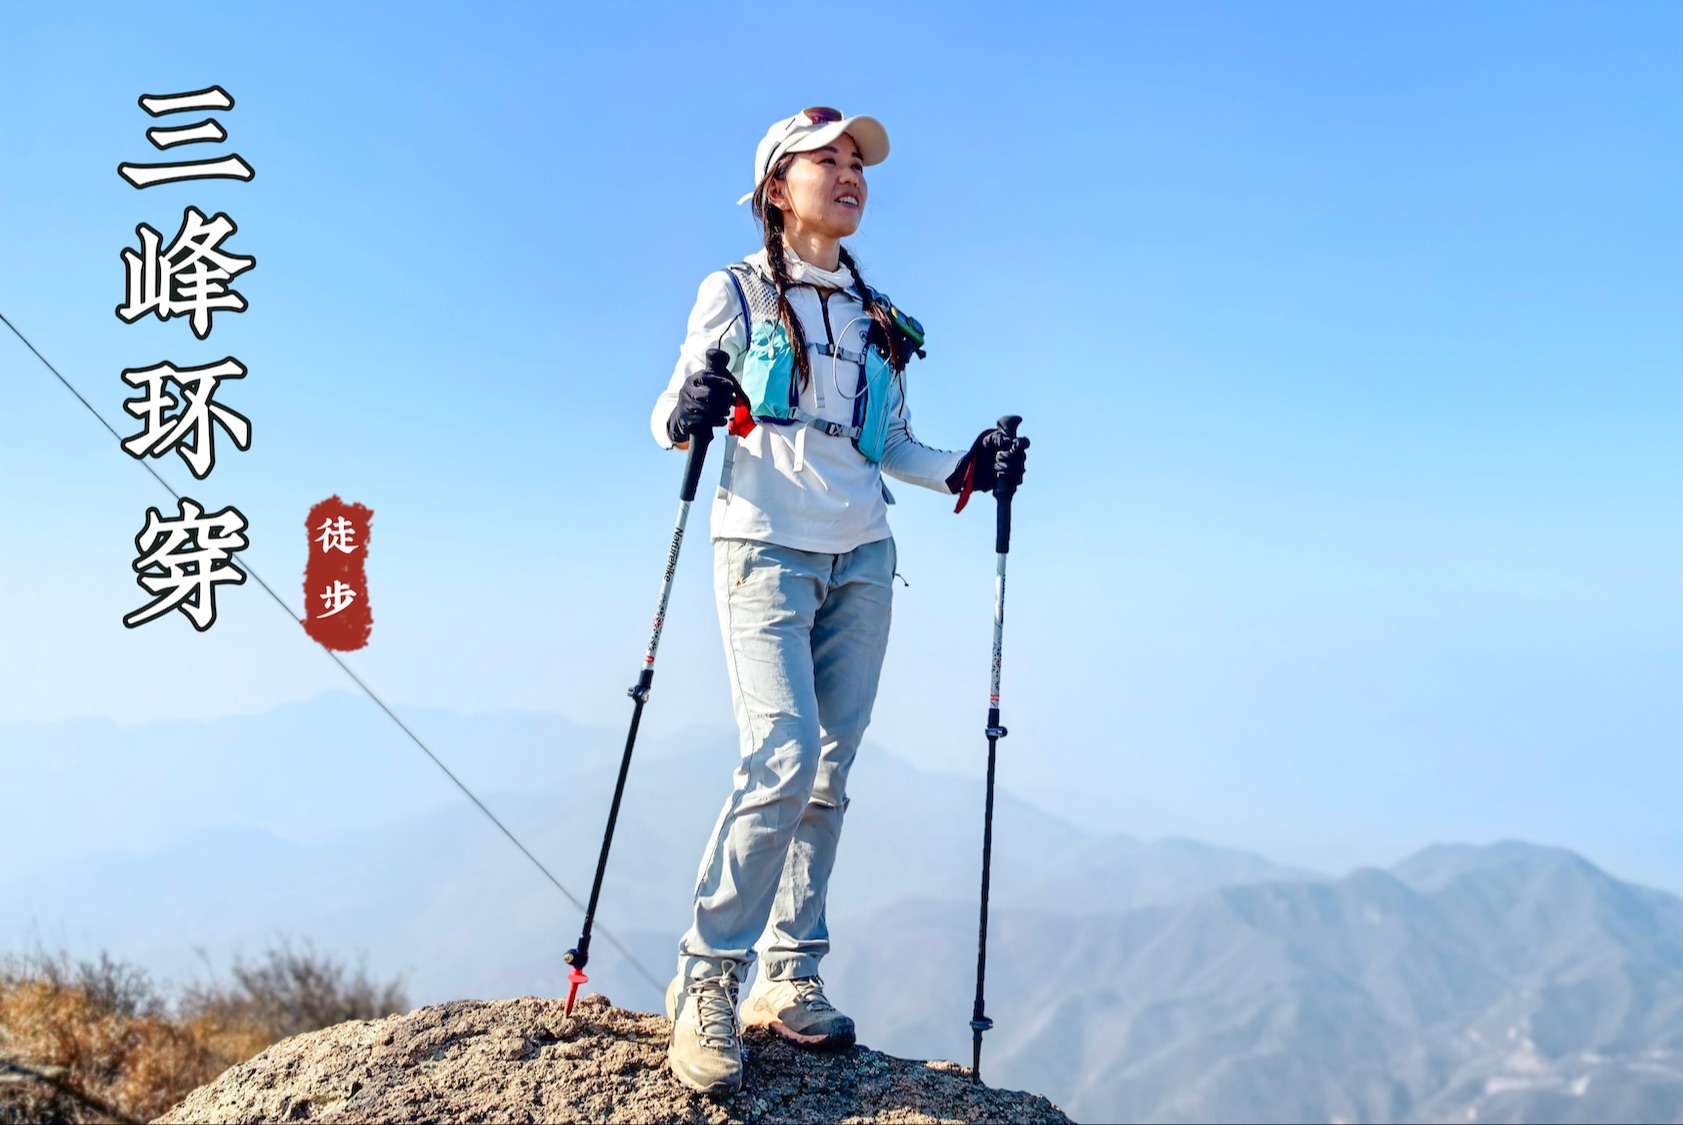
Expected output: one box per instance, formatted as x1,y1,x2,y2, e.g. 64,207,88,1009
2,697,1310,1010
827,842,1683,1123
1,692,615,870
10,699,1683,1122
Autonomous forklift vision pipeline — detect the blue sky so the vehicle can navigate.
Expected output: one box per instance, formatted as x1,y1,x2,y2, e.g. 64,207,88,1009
2,2,1679,882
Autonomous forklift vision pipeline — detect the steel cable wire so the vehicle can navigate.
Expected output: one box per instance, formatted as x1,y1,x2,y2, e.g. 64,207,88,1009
1,310,665,1001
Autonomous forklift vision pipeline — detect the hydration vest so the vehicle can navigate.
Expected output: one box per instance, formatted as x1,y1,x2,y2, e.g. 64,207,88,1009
723,261,899,464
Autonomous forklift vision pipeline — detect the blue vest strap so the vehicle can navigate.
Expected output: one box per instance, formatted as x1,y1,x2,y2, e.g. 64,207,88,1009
724,268,751,354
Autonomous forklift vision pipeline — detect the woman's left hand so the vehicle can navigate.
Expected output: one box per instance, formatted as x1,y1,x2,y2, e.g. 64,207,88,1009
991,429,1029,492
947,424,1030,498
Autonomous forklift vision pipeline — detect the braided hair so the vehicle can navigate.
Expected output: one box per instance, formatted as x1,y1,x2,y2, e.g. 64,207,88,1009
752,155,816,389
836,245,906,374
751,155,912,387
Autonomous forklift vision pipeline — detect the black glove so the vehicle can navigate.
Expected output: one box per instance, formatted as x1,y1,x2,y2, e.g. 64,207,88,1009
947,425,1030,499
666,369,736,445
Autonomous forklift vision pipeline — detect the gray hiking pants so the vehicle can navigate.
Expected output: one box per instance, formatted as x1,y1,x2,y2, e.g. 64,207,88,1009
677,535,896,983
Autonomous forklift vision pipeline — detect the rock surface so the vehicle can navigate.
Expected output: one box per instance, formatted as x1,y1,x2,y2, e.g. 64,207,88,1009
155,994,1073,1124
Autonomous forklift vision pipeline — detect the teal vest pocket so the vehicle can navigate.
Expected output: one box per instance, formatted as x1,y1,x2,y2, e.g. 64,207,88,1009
853,349,895,463
739,321,797,421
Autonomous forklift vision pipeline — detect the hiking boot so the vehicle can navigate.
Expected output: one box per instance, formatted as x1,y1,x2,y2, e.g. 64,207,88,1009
740,973,856,1049
666,963,744,1095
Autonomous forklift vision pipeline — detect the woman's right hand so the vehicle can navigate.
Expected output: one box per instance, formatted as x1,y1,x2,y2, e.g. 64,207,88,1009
666,370,736,445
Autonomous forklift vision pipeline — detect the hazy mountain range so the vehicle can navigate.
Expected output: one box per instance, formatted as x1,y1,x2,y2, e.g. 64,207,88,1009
7,695,1683,1122
2,694,1310,1005
832,845,1683,1123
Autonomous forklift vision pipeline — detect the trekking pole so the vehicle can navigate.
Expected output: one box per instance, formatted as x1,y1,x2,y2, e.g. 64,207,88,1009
970,414,1022,1083
563,348,732,1017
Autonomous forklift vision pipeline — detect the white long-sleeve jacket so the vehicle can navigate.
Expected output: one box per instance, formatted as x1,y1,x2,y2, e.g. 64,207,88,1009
652,250,964,554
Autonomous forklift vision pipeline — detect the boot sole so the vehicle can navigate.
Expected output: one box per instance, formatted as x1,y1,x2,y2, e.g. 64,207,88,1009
668,1065,743,1097
741,1008,856,1050
668,1034,743,1096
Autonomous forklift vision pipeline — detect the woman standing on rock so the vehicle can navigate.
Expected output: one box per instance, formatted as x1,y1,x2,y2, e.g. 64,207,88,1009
651,106,1029,1095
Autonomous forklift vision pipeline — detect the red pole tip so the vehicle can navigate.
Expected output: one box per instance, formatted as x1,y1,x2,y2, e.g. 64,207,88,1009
563,967,588,1016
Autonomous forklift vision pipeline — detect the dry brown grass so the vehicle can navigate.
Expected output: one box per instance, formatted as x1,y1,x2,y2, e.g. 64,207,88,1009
0,946,406,1124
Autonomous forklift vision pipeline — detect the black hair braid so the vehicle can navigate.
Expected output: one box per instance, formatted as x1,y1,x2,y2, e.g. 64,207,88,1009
753,156,814,390
836,246,904,373
763,209,815,390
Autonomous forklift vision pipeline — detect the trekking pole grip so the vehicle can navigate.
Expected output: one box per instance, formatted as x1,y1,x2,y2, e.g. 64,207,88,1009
678,349,731,502
993,415,1021,555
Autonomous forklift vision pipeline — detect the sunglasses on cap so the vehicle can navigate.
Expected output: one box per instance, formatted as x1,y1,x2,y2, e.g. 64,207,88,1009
760,107,846,179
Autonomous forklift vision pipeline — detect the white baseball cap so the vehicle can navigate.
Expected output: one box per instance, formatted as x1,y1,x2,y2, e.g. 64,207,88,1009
737,107,890,205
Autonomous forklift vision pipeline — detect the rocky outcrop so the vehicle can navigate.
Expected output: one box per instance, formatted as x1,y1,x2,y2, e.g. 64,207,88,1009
156,994,1073,1124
